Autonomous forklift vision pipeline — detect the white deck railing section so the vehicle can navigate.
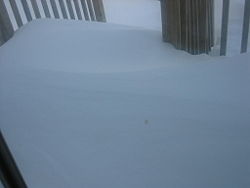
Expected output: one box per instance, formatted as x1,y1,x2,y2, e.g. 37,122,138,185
160,0,250,56
0,0,106,46
1,0,249,56
220,0,250,55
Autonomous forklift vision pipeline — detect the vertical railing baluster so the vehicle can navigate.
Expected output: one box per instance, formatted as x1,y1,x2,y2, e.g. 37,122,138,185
241,0,250,53
195,0,200,54
191,0,197,54
21,0,32,22
41,0,51,18
73,0,83,20
211,0,215,47
0,130,28,188
92,0,106,22
80,0,90,20
58,0,68,19
86,0,95,21
0,0,14,44
9,0,23,27
187,0,192,52
66,0,75,19
0,28,4,45
50,0,60,18
220,0,230,56
160,0,167,41
30,0,41,19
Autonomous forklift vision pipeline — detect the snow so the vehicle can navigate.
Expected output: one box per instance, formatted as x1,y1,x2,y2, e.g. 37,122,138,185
0,19,250,188
103,0,161,31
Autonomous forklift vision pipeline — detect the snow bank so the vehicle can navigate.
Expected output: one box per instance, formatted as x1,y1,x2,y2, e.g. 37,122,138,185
0,19,250,188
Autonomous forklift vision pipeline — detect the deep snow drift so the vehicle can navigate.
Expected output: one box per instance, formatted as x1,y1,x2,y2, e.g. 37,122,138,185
0,19,250,188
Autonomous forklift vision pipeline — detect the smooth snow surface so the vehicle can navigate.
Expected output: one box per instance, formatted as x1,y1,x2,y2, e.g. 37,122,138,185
0,19,250,188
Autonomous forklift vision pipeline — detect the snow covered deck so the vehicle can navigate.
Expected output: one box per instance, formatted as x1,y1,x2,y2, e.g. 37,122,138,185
0,19,250,188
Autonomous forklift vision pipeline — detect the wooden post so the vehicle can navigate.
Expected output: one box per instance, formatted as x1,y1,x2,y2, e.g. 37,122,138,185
241,0,250,53
73,0,83,20
50,0,60,18
9,0,23,27
0,0,14,45
80,0,90,21
58,0,68,19
220,0,230,56
92,0,106,22
30,0,41,19
21,0,33,21
161,0,214,55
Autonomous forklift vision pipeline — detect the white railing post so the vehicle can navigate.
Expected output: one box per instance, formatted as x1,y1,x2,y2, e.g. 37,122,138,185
9,0,23,27
21,0,33,21
241,0,250,53
29,0,40,19
86,0,95,21
58,0,68,19
66,0,76,19
41,0,51,18
80,0,90,21
50,0,60,19
73,0,83,20
0,0,14,45
220,0,230,56
0,26,5,45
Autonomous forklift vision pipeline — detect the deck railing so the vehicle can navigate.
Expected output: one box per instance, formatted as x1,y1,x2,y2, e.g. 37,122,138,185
220,0,250,55
1,0,249,56
0,130,27,188
160,0,250,56
0,0,106,46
